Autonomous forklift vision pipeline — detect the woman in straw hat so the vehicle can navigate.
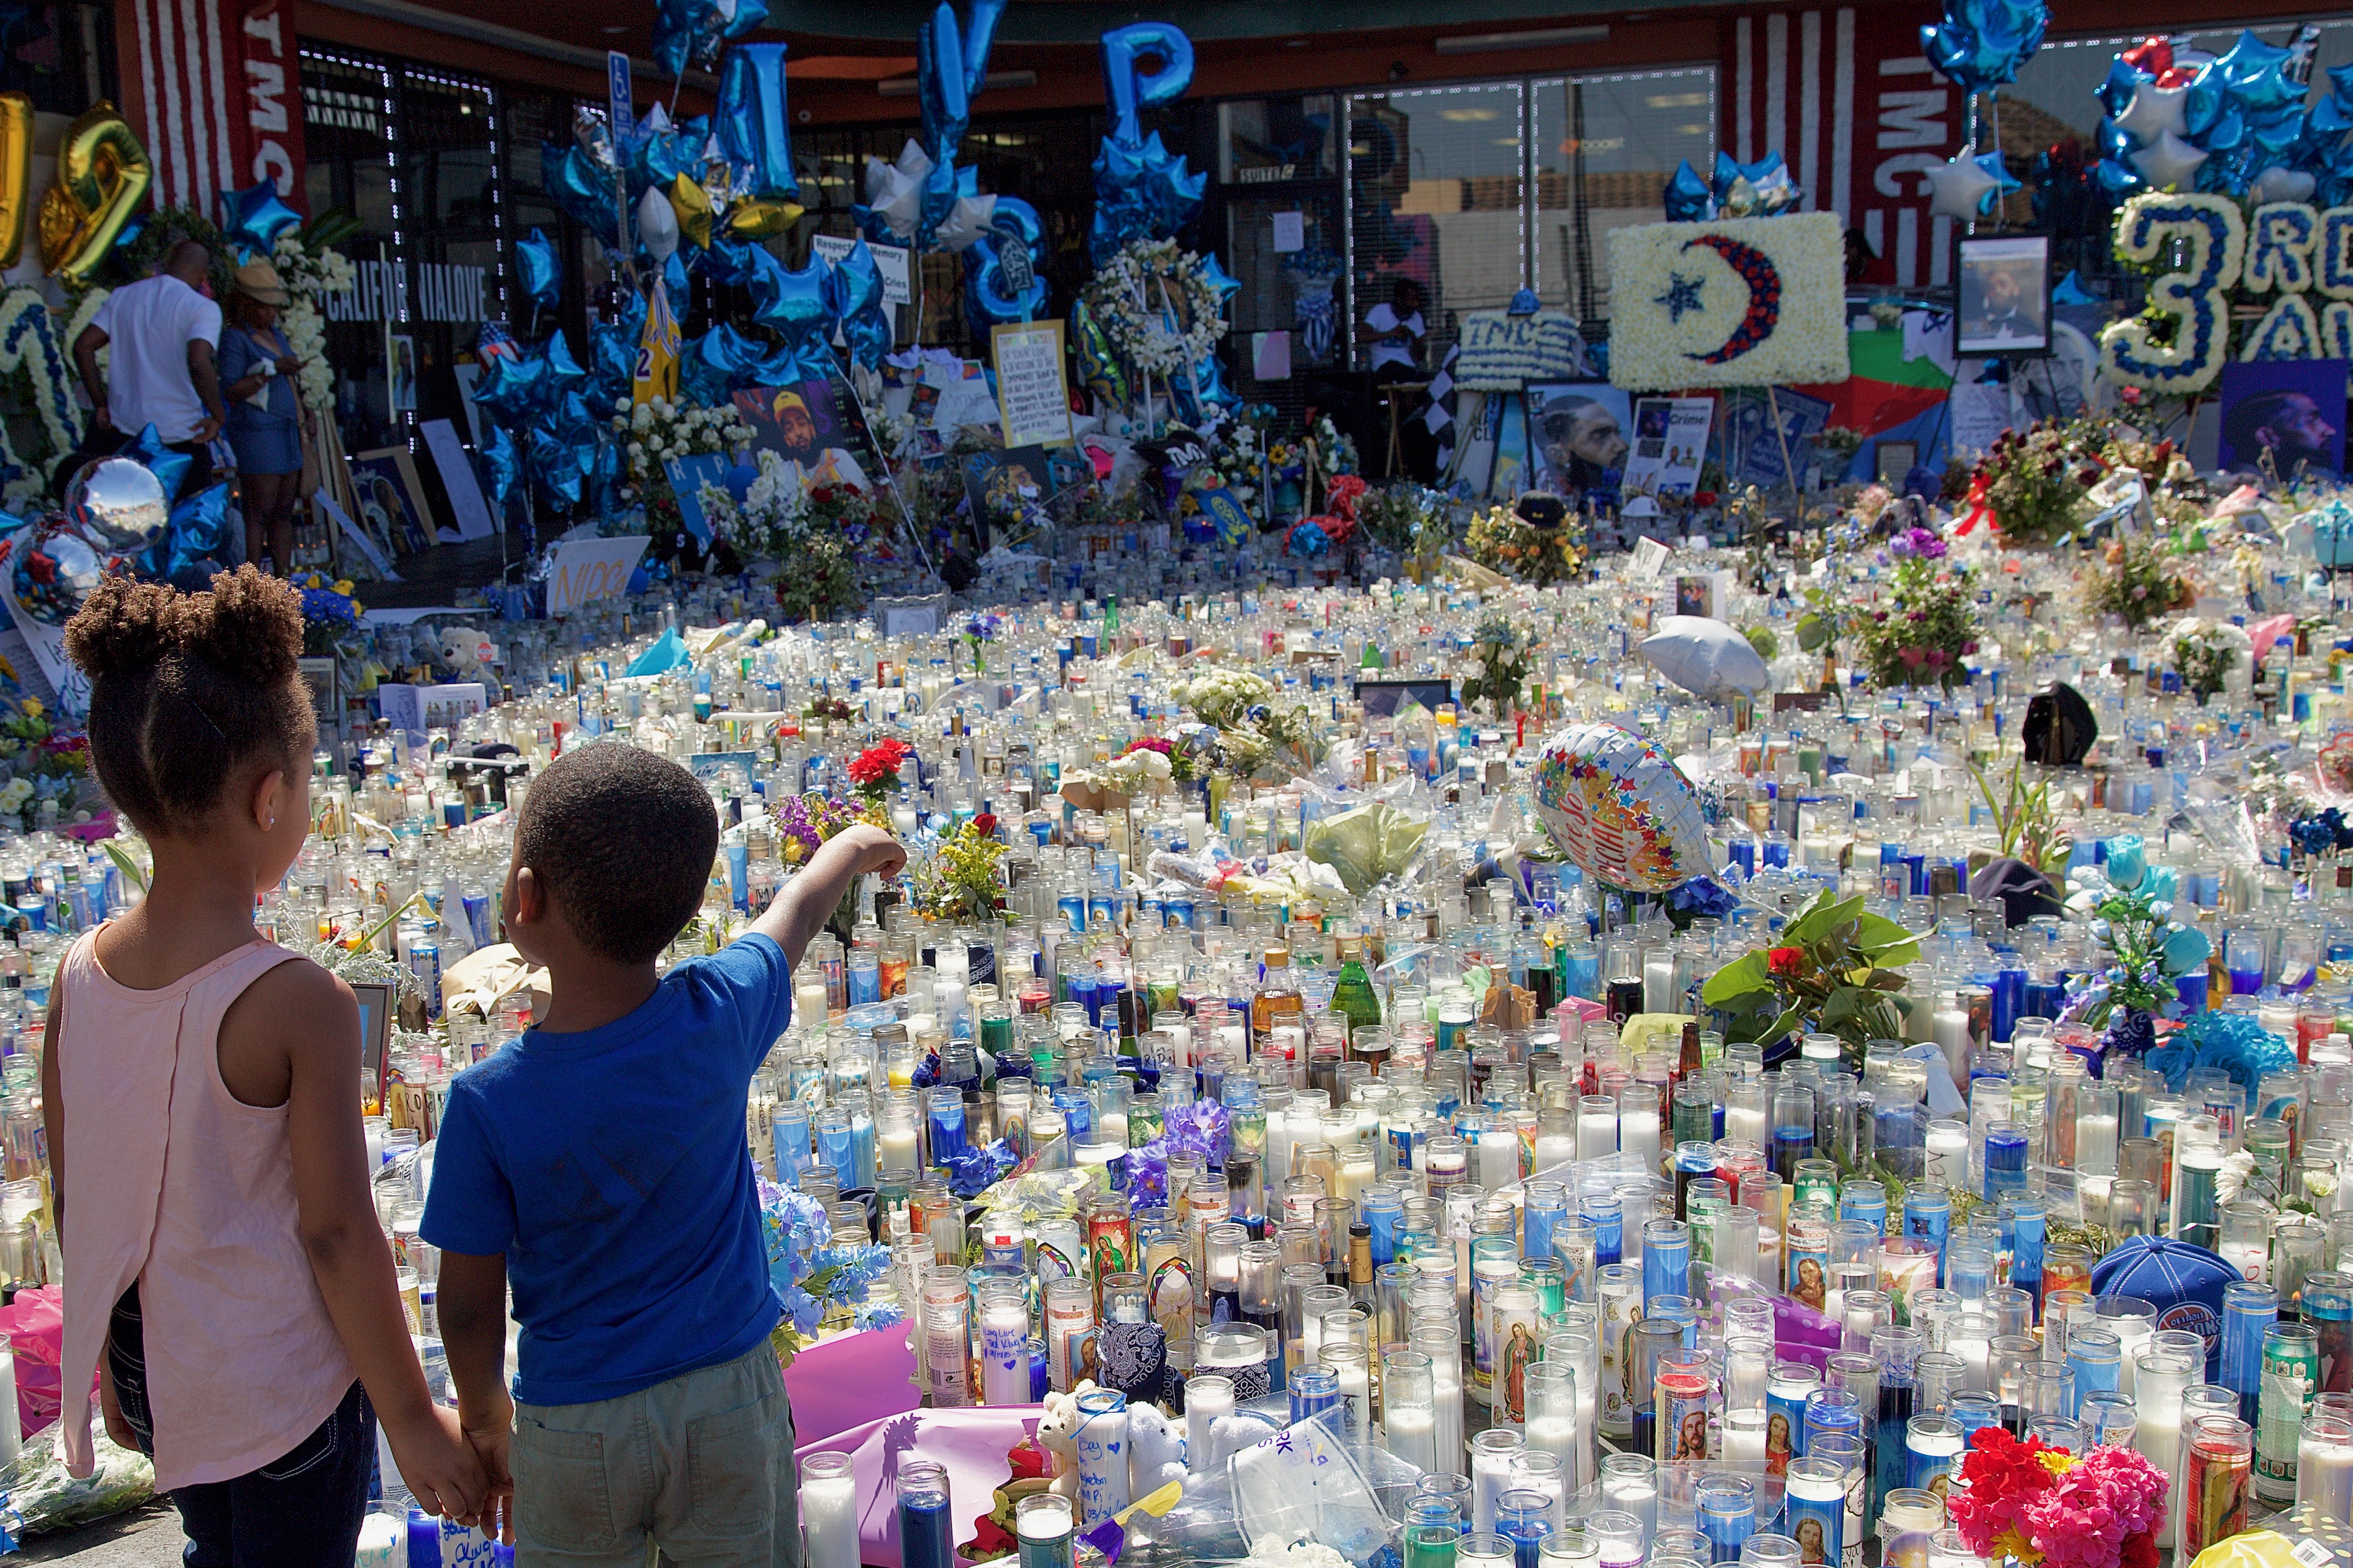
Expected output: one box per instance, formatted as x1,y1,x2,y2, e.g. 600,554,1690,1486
217,260,306,574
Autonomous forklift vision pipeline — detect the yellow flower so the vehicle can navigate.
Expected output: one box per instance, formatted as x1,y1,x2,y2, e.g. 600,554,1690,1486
334,579,355,597
1993,1530,2042,1566
2036,1451,2074,1479
19,699,40,718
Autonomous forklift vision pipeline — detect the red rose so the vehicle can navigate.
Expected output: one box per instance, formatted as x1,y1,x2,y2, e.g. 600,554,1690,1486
847,737,912,787
1766,947,1804,978
974,812,998,837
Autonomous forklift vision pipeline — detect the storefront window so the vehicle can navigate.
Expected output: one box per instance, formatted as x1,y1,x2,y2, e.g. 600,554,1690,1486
1349,82,1525,374
1219,95,1342,388
0,1,114,115
1531,69,1715,321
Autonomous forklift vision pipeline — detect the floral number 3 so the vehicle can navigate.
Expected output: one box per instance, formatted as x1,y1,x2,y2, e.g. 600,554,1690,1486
2099,193,2246,395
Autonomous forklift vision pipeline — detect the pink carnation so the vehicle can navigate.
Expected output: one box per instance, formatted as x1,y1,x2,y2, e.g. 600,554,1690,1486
2020,1447,2169,1568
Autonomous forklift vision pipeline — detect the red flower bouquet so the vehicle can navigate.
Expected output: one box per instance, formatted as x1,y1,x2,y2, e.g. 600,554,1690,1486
1947,1428,2167,1568
847,737,912,801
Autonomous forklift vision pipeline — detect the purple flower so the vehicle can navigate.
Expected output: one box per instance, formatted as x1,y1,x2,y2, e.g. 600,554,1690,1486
1904,526,1947,559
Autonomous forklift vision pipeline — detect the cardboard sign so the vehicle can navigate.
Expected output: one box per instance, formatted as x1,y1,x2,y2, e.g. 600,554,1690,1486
423,419,498,540
545,535,649,616
991,321,1073,449
810,234,913,307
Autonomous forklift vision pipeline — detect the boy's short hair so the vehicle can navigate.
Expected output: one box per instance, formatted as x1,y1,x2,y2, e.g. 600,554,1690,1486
516,744,718,964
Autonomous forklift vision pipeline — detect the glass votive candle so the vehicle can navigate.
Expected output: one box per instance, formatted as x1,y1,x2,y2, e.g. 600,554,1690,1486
1599,1453,1658,1540
2080,1389,2138,1449
1472,1427,1528,1533
1460,1533,1516,1568
1697,1477,1757,1565
802,1451,860,1568
1590,1511,1646,1568
1740,1535,1801,1568
1539,1524,1599,1568
2297,1411,2353,1519
1498,1489,1555,1568
1014,1494,1075,1568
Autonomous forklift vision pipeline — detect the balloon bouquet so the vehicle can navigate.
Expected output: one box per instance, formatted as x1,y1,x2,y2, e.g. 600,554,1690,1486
499,0,938,542
2094,28,2353,205
851,0,1049,334
1068,24,1245,436
1914,0,2047,225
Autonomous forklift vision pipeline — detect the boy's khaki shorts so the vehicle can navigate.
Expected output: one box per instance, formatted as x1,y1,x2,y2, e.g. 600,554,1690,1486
511,1340,798,1568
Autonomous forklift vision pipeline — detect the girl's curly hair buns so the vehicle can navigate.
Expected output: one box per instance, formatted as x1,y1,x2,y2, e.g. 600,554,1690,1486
64,566,315,835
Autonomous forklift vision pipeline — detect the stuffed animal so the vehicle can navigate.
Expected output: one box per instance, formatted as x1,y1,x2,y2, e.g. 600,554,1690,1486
438,625,495,681
1034,1381,1095,1503
960,1437,1055,1562
1126,1401,1187,1496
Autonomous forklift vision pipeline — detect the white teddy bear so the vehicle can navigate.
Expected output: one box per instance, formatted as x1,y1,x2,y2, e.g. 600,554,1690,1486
1034,1380,1187,1503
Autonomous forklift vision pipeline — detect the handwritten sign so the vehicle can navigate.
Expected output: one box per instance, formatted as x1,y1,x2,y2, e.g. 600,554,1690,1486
992,321,1074,450
1455,309,1587,390
545,535,649,616
810,234,913,306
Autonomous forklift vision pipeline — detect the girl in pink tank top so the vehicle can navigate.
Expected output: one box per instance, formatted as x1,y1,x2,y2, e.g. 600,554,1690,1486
42,569,488,1562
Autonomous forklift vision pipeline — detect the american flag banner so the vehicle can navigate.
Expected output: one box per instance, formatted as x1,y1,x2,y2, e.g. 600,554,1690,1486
114,0,309,219
1721,3,1958,291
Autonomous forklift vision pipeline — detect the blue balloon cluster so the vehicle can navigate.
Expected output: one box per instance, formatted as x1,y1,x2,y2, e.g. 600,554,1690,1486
517,228,562,314
652,0,767,78
1661,152,1804,220
2095,30,2346,202
851,0,1008,253
1090,23,1206,267
1921,0,2047,97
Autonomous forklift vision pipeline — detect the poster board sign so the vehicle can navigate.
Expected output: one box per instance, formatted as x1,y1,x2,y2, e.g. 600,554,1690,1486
0,549,84,718
377,682,488,740
1455,310,1586,391
810,234,913,307
423,419,498,540
991,321,1074,449
545,535,649,616
1623,396,1713,501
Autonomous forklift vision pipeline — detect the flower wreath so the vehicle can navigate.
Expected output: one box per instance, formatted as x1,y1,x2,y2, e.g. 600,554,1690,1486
2100,193,2245,393
1080,238,1229,377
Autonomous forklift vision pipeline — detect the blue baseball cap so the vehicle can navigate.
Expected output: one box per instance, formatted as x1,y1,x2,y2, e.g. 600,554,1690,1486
2090,1237,2238,1379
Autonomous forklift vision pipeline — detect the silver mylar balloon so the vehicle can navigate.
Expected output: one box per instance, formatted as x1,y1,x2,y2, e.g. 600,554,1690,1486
65,457,169,554
11,520,109,627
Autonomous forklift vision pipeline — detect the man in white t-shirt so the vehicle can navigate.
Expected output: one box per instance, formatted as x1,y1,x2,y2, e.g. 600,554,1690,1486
1358,276,1427,377
71,240,227,495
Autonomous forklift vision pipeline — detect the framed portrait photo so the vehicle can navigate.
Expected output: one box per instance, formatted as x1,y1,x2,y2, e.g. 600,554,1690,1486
1953,234,2052,358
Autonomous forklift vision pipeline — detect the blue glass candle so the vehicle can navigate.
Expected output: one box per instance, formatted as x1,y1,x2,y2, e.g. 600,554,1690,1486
407,1508,441,1568
1948,1391,2001,1450
1982,1123,2028,1204
1362,1188,1405,1266
1580,1193,1623,1268
1991,964,2026,1043
2220,1281,2278,1422
1801,1387,1862,1457
815,1111,855,1181
1497,1490,1553,1568
1523,1181,1568,1264
1838,1179,1888,1234
2064,1327,2122,1418
898,1459,956,1568
1642,1219,1691,1310
1698,1478,1756,1564
2003,1196,2045,1307
926,1089,969,1163
1290,1364,1340,1425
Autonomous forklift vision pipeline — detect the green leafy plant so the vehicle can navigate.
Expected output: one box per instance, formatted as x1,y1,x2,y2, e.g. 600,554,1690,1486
1970,757,2072,874
1743,624,1780,662
1700,889,1922,1063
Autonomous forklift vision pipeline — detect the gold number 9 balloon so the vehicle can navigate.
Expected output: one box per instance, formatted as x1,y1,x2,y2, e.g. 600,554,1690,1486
0,94,32,269
39,103,152,283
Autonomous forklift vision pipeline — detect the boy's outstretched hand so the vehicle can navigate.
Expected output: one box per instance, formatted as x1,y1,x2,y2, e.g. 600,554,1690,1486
843,823,908,881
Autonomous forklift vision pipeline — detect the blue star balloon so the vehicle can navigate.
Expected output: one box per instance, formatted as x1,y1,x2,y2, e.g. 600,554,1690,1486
825,239,894,368
163,483,230,578
542,142,620,249
1663,159,1713,221
539,331,591,405
2212,30,2299,112
1973,149,2022,208
472,347,551,428
481,425,522,507
518,228,562,313
746,246,834,362
1920,0,2049,95
527,426,584,510
218,179,303,255
680,323,765,409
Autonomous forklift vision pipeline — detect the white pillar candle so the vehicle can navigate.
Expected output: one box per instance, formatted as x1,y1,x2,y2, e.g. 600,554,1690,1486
356,1515,404,1568
2077,1111,2119,1176
1479,1132,1520,1191
1578,1106,1617,1161
879,1126,919,1173
1386,1403,1440,1473
1643,956,1678,1013
802,1456,861,1568
1535,1130,1576,1171
2298,1426,2353,1517
1186,1375,1235,1473
1618,1105,1661,1168
1725,1103,1766,1148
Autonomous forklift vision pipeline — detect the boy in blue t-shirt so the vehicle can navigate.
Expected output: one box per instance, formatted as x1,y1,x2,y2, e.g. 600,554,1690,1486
425,743,903,1565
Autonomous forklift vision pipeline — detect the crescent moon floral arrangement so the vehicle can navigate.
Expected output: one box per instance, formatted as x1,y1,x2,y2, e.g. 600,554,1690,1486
1604,212,1848,390
1080,238,1229,377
